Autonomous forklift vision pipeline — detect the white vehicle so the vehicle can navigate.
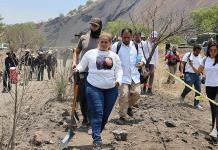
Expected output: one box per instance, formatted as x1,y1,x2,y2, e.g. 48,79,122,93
0,43,9,50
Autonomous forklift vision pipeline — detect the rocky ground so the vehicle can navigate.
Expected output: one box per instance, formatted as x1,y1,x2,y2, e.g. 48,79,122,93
0,53,217,150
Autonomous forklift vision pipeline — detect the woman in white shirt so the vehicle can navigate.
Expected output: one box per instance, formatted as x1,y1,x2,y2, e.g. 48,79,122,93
198,42,218,139
73,33,123,149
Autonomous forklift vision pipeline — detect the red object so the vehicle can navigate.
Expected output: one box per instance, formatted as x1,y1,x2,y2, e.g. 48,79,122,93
10,67,18,84
165,50,181,61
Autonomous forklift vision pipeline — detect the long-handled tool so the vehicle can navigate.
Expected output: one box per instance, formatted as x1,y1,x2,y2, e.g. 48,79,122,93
59,73,79,149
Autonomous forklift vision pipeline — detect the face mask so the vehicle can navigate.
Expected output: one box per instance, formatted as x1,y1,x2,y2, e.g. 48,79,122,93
90,24,102,39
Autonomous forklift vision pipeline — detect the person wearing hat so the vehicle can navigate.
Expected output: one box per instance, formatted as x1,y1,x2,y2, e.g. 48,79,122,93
112,28,146,123
72,17,102,129
141,31,159,95
141,32,147,41
35,51,46,81
46,50,57,80
2,51,18,93
29,53,36,80
165,45,181,84
20,49,33,85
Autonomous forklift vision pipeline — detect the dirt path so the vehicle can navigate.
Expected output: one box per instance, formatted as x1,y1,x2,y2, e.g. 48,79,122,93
0,58,217,150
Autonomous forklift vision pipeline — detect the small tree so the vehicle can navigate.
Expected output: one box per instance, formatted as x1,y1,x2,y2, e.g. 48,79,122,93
128,4,192,65
3,23,45,51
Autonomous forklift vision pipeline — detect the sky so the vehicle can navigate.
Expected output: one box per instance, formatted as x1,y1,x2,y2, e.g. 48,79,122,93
0,0,88,24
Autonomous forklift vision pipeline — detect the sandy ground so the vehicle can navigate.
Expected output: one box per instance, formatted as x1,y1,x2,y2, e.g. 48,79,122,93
0,51,217,150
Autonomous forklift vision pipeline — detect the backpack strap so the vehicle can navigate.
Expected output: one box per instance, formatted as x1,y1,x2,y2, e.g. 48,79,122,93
116,41,138,55
183,52,192,74
133,42,139,55
202,57,207,67
116,41,122,54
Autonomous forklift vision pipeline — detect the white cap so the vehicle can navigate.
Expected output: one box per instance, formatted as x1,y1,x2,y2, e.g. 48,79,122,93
150,31,158,38
25,49,30,52
48,50,53,54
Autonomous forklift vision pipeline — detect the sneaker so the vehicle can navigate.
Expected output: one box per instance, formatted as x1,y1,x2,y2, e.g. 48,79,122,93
146,89,154,96
195,104,203,110
179,96,185,104
116,117,126,125
141,88,146,95
93,143,102,150
88,128,92,135
209,128,218,138
127,108,134,117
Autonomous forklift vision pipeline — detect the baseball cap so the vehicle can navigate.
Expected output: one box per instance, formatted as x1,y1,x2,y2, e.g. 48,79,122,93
90,17,102,27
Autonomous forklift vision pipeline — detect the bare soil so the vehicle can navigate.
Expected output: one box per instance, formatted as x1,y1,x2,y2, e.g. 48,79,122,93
0,53,217,150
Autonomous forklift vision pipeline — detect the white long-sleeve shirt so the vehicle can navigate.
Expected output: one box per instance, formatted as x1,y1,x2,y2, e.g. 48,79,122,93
142,41,158,66
112,41,145,85
76,49,123,89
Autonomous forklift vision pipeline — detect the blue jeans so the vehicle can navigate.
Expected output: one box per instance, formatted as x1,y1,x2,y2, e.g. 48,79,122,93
181,73,201,106
86,82,118,144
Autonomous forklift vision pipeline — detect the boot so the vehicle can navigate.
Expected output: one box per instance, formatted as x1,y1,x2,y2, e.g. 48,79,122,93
141,87,147,95
147,88,154,96
2,88,8,93
127,107,134,117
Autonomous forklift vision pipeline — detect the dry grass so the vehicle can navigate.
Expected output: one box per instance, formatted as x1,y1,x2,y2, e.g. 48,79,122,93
52,59,72,101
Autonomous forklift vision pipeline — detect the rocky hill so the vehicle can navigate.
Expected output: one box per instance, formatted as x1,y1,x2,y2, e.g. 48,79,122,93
39,0,218,47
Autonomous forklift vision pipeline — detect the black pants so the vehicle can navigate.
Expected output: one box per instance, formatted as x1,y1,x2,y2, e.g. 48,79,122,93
37,66,44,81
47,65,55,80
206,86,218,129
3,70,11,91
77,73,90,123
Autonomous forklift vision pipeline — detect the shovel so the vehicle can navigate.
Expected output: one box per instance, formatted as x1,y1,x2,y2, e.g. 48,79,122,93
59,73,79,150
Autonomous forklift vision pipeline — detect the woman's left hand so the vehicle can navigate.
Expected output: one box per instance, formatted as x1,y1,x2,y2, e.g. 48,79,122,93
115,82,120,87
73,68,79,73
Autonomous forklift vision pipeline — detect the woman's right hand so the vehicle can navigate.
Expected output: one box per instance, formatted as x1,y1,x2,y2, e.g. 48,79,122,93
72,63,77,70
72,68,79,73
115,82,120,87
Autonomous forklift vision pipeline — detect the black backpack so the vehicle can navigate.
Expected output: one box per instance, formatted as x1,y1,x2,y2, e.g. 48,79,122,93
116,41,139,55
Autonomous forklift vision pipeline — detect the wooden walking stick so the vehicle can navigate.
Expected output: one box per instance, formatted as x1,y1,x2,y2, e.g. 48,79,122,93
59,72,79,149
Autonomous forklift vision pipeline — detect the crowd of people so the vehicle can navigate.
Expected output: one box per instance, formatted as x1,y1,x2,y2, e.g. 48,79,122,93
71,17,218,149
1,49,57,93
1,16,218,149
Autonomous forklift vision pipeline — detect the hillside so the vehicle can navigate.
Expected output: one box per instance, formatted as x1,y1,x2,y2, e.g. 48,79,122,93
39,0,218,47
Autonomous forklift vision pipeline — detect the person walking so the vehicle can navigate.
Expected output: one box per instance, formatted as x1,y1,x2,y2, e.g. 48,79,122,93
112,28,145,122
73,33,123,150
20,49,32,85
35,51,46,81
142,31,159,95
165,46,180,84
46,51,57,80
2,51,18,93
72,17,102,128
198,42,218,138
179,44,203,109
